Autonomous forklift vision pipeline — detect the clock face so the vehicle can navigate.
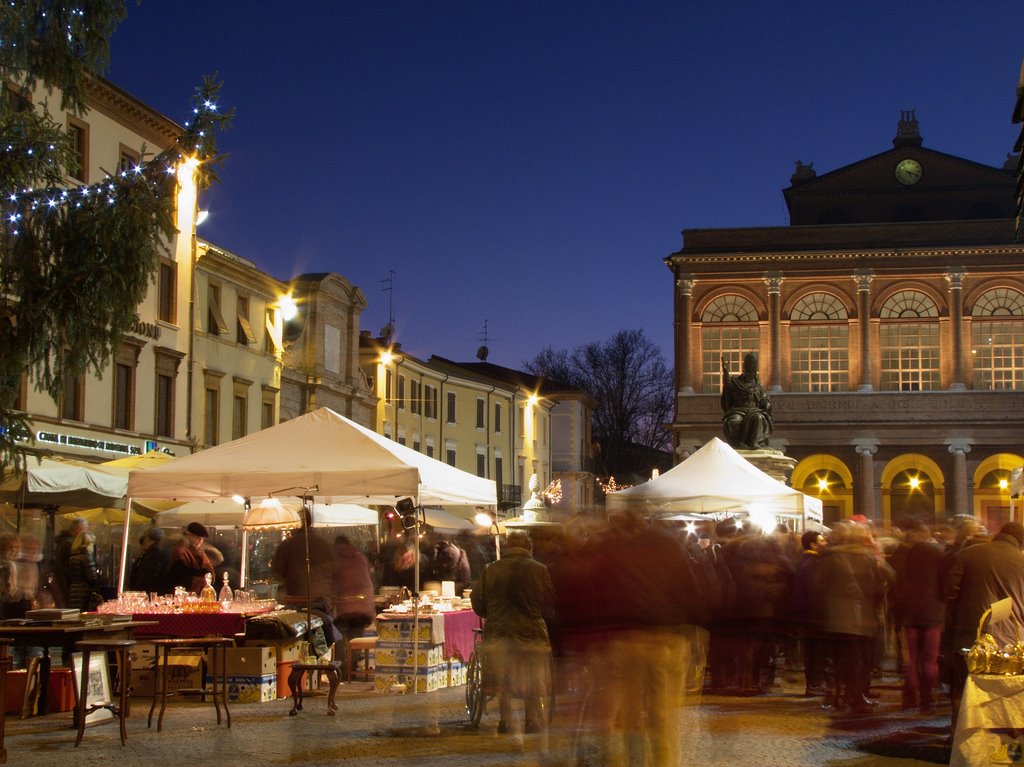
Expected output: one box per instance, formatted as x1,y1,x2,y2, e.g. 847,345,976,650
895,158,922,185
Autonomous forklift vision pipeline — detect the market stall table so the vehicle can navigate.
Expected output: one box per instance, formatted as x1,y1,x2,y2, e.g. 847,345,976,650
0,620,155,716
950,673,1024,767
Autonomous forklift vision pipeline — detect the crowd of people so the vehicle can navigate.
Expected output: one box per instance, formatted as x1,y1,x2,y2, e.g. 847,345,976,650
463,510,1024,761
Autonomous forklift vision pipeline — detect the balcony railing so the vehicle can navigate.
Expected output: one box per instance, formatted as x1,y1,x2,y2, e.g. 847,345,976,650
497,484,521,509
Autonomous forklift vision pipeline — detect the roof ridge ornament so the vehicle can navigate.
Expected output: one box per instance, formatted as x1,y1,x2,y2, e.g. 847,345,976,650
893,109,923,148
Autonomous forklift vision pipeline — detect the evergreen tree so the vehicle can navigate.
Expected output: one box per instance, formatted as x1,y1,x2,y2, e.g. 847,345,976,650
0,1,231,470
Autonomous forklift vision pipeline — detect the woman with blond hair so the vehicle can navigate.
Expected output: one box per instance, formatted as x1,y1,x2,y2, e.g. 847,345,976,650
67,531,99,611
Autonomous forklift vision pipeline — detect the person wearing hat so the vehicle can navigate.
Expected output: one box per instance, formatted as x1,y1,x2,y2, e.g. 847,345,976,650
167,522,223,594
128,526,168,595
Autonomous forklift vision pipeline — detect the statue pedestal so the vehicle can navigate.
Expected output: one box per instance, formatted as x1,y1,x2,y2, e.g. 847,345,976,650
737,449,797,485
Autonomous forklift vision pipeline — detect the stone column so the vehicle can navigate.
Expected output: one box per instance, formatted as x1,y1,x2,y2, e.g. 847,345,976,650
855,442,878,522
947,442,972,517
676,276,696,395
945,269,966,391
764,273,783,394
854,271,874,392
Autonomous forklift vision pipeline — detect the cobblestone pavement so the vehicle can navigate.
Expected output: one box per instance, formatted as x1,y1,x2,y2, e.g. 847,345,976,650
2,672,950,766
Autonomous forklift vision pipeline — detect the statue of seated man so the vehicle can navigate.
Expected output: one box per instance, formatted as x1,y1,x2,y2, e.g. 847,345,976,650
720,353,773,450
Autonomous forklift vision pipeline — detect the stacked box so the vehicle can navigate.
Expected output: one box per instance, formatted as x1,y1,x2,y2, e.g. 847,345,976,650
374,641,444,668
210,646,276,677
447,659,467,688
204,674,276,703
239,638,304,663
130,651,203,697
376,619,436,642
373,665,447,693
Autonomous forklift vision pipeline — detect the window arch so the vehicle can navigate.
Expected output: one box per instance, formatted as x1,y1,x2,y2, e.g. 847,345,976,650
789,293,849,392
879,290,939,391
971,288,1024,390
700,295,759,393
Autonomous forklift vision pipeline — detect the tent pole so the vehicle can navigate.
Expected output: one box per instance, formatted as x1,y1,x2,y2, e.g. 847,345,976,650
116,497,134,595
412,507,421,695
302,497,313,655
239,527,248,588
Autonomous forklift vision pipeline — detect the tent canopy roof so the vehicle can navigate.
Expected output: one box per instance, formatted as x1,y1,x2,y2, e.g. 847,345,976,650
126,407,497,507
606,437,822,519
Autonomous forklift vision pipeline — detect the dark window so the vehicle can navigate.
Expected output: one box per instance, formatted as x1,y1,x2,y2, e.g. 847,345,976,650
446,448,456,467
476,399,485,429
237,295,255,345
447,392,457,424
67,120,87,182
114,362,133,430
158,261,176,323
204,387,219,446
494,403,502,433
156,373,174,437
398,376,406,410
476,453,486,477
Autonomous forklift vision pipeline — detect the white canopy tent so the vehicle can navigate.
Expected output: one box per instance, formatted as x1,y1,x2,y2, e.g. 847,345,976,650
606,437,824,530
120,407,497,591
0,455,129,508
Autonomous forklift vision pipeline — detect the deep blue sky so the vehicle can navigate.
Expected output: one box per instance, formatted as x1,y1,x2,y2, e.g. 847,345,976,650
106,2,1022,369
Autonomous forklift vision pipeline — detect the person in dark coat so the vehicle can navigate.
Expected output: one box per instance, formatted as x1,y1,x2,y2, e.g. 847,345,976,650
52,517,88,607
424,539,471,594
794,529,828,697
586,512,707,765
332,535,375,649
128,526,168,595
471,531,555,735
889,522,944,712
270,526,337,616
67,532,100,612
945,521,1024,729
813,522,891,714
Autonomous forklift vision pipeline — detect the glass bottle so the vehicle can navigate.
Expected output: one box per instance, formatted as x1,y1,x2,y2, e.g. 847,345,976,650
218,572,233,606
200,572,217,602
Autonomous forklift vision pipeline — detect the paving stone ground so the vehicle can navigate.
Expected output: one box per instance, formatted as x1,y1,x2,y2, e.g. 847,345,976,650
2,670,950,766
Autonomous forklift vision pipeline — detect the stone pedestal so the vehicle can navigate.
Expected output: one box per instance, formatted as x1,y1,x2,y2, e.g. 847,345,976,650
737,449,797,485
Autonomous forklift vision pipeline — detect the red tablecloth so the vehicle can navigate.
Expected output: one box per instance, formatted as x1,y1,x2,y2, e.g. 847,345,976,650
442,609,481,663
131,612,246,638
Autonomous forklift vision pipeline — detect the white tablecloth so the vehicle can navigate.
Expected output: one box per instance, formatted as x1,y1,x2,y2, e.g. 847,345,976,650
951,674,1024,766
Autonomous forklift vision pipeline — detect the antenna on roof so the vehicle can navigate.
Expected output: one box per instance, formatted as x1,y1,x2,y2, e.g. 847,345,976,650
476,319,489,361
380,270,395,344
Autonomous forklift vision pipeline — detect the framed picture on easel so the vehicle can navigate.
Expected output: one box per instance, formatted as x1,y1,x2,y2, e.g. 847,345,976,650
70,652,113,726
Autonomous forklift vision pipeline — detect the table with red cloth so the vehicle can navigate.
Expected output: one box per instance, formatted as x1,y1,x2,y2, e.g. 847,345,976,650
130,612,246,638
442,609,482,663
375,609,481,662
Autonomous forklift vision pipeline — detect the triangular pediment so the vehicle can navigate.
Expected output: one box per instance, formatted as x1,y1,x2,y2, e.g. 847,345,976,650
784,146,1015,225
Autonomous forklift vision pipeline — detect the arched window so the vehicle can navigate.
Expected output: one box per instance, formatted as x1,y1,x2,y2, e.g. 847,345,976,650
700,295,759,393
789,293,849,392
879,291,940,391
971,288,1024,390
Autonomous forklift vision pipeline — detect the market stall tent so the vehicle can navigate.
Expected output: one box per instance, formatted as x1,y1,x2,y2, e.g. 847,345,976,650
120,407,497,590
606,437,824,529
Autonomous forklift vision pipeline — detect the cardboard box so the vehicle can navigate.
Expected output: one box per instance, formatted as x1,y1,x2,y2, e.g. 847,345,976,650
376,619,436,642
447,659,467,688
373,665,448,693
240,638,304,663
374,641,444,668
213,646,275,677
205,674,276,703
130,654,203,697
5,668,75,714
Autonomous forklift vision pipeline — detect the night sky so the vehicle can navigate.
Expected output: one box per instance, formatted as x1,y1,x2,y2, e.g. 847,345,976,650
106,2,1022,369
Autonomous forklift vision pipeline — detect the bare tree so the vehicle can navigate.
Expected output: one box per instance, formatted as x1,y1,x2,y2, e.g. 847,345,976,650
525,329,673,479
